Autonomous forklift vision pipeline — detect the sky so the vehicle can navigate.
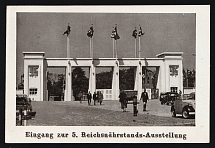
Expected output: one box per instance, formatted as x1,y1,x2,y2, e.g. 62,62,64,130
16,13,196,84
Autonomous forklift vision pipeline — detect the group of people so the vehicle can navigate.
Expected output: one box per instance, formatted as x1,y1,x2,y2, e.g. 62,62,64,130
78,91,103,106
78,89,149,112
119,89,149,112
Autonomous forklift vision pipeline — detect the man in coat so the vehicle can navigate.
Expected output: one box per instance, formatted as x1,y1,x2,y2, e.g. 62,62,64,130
98,91,103,105
119,90,127,112
141,89,149,111
93,92,97,105
87,91,92,105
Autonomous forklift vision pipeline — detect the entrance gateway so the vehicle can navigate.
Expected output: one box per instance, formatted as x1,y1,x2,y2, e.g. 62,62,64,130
23,52,183,101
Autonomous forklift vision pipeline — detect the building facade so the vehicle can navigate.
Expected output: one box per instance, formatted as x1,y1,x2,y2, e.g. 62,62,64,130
23,52,183,101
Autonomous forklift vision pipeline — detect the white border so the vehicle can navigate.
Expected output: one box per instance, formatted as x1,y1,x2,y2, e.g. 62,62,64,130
6,5,210,143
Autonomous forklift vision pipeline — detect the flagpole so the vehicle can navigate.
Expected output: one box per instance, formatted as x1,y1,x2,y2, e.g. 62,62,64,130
112,38,115,58
92,37,93,59
138,36,141,59
67,35,70,59
135,38,137,58
115,39,117,59
90,37,92,58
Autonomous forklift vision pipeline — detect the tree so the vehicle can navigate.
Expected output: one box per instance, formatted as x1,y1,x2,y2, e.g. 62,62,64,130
72,67,89,99
96,71,113,89
119,68,135,90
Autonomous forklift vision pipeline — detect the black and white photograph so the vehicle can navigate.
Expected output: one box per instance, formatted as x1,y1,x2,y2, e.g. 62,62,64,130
6,6,210,143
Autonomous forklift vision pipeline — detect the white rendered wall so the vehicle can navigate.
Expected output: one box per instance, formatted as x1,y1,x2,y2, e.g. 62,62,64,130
24,59,44,101
23,52,183,101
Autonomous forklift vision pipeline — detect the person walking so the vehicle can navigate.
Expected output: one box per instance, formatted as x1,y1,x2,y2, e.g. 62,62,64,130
78,91,83,104
93,92,97,105
119,90,127,112
140,89,149,111
98,91,104,105
87,91,92,105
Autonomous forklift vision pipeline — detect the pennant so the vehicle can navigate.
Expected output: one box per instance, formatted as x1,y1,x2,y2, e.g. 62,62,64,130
87,25,94,38
111,25,120,40
132,27,137,38
138,26,145,37
63,24,71,36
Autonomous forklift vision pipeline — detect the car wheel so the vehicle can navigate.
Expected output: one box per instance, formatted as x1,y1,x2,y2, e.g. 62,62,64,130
171,107,176,117
182,109,189,119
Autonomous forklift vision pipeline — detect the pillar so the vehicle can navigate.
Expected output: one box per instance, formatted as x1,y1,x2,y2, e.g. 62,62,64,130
137,60,142,100
165,62,170,92
134,67,138,90
65,61,72,101
89,60,96,94
159,61,166,93
112,60,119,100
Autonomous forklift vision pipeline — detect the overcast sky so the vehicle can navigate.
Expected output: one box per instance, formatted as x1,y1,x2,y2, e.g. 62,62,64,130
16,13,196,83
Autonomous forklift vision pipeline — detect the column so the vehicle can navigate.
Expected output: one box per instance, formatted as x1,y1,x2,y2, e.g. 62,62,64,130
89,61,96,94
112,60,119,100
65,61,72,101
137,60,142,100
159,61,166,93
134,67,138,90
165,62,170,92
179,60,183,93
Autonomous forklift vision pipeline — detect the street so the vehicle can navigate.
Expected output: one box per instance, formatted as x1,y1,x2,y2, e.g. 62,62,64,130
24,99,195,126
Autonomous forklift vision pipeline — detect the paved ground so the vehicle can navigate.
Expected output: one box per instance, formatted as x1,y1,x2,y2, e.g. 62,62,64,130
18,99,195,126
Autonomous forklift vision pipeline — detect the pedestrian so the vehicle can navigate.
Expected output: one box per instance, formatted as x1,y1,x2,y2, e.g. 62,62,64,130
87,91,92,105
140,88,149,111
179,90,182,96
93,92,97,105
97,91,100,103
98,91,104,105
119,90,127,112
78,91,83,103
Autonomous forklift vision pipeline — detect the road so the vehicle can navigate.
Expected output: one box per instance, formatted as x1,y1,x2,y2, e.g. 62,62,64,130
21,99,195,126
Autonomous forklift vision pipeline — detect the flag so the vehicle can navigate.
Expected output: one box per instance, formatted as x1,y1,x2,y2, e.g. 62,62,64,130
111,25,120,40
132,27,137,38
87,25,94,38
138,26,145,37
63,24,71,36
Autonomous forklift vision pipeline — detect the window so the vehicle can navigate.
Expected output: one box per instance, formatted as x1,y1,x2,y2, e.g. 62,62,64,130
29,66,39,77
170,87,177,93
169,65,179,76
29,88,37,95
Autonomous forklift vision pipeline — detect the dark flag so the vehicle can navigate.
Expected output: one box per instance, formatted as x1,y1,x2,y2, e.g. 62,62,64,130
87,25,94,38
63,24,71,36
138,26,145,37
111,25,120,40
132,27,137,38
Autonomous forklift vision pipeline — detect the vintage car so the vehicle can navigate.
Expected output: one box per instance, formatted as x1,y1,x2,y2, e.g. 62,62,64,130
160,92,179,105
171,92,195,119
16,94,32,113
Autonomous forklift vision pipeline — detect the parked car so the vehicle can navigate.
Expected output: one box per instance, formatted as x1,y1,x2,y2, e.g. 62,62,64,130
16,94,32,113
160,92,179,105
171,92,195,119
